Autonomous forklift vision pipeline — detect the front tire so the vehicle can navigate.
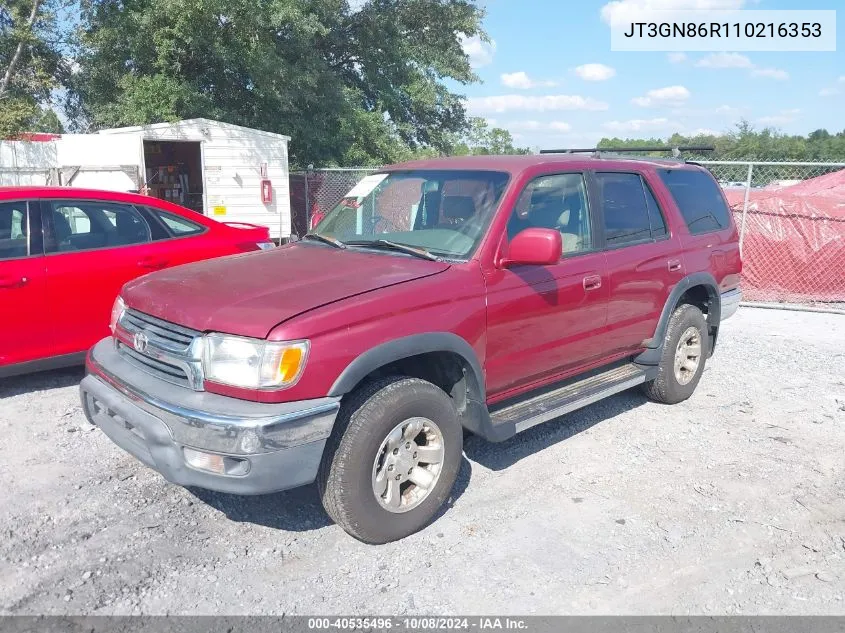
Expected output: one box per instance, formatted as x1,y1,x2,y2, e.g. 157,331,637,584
317,376,463,544
642,303,708,404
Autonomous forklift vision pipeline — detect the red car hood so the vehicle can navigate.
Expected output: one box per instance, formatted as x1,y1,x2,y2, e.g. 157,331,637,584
122,242,450,338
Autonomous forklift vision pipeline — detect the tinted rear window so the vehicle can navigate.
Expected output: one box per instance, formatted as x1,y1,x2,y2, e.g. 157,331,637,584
658,168,732,234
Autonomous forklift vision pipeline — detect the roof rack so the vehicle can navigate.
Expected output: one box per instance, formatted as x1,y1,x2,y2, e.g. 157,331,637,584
539,146,715,161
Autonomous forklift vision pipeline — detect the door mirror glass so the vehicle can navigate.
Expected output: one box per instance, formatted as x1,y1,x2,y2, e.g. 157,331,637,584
501,228,562,267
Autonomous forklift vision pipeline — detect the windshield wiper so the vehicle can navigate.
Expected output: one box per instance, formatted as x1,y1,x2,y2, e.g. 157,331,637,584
302,233,346,249
346,239,440,261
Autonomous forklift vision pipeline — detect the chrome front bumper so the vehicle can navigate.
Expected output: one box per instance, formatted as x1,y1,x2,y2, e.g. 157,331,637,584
81,338,340,495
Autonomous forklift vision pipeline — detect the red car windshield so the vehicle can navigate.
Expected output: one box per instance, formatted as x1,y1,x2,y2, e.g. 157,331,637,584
311,170,510,260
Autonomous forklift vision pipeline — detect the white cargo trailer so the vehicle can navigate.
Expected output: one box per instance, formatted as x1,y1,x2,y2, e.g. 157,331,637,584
0,118,293,241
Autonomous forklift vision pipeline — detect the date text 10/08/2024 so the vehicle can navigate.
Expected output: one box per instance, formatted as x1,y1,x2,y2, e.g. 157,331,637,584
307,617,529,630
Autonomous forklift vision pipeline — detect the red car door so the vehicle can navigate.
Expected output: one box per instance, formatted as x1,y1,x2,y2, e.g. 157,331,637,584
594,171,687,357
484,172,609,399
42,197,164,357
136,203,247,266
0,200,51,368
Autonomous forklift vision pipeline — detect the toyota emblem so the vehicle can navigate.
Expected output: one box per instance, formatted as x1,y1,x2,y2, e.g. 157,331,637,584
133,331,149,354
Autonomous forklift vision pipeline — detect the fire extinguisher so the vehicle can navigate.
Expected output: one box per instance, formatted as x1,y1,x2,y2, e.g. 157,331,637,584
261,179,272,203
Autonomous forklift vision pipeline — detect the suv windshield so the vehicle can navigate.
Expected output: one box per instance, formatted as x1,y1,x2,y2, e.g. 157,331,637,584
311,170,510,260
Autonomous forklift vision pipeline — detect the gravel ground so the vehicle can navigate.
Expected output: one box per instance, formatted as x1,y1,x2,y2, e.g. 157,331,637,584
1,306,843,616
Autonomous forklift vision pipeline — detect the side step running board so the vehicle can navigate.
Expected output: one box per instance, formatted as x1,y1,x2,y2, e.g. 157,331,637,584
489,363,654,436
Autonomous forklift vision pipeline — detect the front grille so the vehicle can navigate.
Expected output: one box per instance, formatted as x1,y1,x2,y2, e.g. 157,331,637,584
117,341,191,387
116,308,202,389
121,309,199,350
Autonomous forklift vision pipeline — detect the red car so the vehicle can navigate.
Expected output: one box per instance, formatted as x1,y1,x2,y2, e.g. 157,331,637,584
0,186,274,377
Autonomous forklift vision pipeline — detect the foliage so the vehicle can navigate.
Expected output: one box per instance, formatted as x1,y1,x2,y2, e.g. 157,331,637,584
598,120,845,161
0,0,68,137
451,117,530,156
68,0,487,166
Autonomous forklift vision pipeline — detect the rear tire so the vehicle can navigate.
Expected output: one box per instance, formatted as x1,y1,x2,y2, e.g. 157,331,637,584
642,303,708,404
317,376,463,544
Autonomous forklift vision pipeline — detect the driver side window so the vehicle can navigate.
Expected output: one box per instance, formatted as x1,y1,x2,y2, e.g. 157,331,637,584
506,173,592,256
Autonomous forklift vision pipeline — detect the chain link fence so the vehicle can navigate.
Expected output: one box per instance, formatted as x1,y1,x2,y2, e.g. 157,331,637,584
289,168,378,237
699,160,845,308
290,160,845,307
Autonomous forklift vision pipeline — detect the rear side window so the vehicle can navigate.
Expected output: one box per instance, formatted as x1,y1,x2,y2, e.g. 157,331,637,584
658,168,732,234
45,201,151,253
152,210,204,237
595,172,658,247
0,202,29,260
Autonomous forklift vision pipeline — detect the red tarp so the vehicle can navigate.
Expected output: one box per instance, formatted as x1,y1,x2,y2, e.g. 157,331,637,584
723,169,845,303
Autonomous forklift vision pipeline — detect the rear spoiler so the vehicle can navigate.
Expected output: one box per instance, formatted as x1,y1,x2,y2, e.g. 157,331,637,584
222,222,266,231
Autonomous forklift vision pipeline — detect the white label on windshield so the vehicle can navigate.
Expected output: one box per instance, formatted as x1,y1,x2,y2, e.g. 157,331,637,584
344,173,388,198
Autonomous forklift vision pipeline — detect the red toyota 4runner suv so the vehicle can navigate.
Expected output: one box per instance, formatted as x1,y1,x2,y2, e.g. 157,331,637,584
80,153,742,544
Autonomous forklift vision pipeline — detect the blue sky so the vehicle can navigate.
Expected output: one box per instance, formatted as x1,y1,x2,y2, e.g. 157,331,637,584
456,0,844,149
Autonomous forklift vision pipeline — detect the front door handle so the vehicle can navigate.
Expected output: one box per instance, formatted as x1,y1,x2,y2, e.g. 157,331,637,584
583,275,602,291
667,259,682,272
137,258,169,269
0,276,27,289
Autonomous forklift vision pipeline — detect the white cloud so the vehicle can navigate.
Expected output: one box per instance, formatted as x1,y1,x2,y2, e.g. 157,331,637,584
506,120,572,133
715,104,741,114
501,72,533,89
696,52,753,69
631,85,691,108
756,109,800,126
602,117,680,133
756,115,791,126
460,34,496,68
574,63,616,82
696,52,788,80
508,120,542,130
500,71,557,89
818,77,845,96
751,67,789,80
690,127,721,136
601,0,747,26
667,52,687,64
466,94,609,113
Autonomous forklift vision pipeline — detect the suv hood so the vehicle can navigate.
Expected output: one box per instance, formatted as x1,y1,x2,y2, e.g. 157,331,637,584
121,242,450,338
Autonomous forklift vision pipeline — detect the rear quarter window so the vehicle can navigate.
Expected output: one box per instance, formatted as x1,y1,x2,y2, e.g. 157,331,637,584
657,168,733,235
152,210,205,236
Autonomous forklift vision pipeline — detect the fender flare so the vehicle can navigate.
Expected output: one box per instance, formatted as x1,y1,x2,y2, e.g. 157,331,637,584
327,332,486,401
635,272,721,366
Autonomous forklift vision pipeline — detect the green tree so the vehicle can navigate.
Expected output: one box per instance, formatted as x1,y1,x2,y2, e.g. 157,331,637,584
68,0,487,166
450,117,529,155
0,0,68,136
597,121,845,161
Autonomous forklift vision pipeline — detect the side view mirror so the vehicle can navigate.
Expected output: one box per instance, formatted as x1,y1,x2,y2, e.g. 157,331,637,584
500,228,562,268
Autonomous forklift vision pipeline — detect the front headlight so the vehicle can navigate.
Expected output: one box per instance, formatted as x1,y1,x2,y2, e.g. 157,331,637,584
109,295,125,334
202,333,309,390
